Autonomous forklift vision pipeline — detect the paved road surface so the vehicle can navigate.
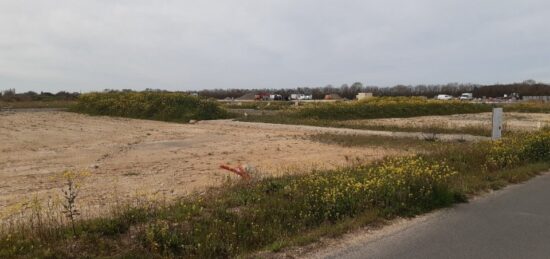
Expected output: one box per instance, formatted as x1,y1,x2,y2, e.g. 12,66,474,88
318,172,550,259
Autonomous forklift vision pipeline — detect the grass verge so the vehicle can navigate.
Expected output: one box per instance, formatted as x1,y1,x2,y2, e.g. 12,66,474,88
505,101,550,113
1,130,549,258
241,115,494,136
293,98,492,120
308,133,454,152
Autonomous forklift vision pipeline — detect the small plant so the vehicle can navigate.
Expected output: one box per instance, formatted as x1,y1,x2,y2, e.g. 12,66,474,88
60,170,88,237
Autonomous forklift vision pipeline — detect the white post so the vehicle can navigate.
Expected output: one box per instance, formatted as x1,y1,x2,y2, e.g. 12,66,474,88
492,108,503,140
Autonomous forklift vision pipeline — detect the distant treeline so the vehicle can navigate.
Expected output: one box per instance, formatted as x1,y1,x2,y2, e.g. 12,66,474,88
0,89,80,102
197,81,550,99
3,80,550,101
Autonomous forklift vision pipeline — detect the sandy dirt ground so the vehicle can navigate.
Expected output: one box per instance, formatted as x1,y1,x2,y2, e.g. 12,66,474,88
0,111,401,218
341,112,550,131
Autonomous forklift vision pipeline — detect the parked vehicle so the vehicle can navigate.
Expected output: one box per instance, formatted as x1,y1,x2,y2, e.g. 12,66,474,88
436,94,453,100
269,94,283,101
459,93,473,100
290,94,313,100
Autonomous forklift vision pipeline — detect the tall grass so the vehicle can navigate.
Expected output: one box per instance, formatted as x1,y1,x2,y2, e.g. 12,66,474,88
295,97,492,120
504,101,550,113
71,92,232,122
1,130,550,257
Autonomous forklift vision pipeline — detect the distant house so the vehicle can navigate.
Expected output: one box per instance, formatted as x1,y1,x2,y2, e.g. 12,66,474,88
254,93,271,101
324,94,343,100
356,92,373,100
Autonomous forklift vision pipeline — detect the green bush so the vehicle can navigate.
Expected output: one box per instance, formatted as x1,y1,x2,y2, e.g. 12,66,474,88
71,92,231,122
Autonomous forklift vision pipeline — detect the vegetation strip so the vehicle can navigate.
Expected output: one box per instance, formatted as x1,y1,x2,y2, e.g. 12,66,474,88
70,92,231,122
236,98,550,136
1,129,549,258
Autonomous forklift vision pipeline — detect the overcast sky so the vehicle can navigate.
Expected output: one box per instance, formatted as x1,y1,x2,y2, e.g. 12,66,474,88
1,0,550,93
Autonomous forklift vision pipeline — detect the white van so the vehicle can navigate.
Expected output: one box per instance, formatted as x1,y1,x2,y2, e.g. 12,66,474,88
436,94,453,100
460,93,473,100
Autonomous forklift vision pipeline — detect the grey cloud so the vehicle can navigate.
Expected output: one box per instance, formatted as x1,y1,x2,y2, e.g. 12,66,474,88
1,0,549,92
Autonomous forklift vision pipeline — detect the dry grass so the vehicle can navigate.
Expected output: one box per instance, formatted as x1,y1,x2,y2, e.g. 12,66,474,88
1,130,549,258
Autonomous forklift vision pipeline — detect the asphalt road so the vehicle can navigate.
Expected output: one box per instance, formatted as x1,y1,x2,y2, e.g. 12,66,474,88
319,172,550,259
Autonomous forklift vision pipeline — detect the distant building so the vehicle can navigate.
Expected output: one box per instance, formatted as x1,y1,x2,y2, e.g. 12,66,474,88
290,94,313,100
356,92,373,100
324,94,343,100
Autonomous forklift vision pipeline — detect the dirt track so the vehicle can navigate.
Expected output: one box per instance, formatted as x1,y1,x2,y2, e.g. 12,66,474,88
0,111,400,217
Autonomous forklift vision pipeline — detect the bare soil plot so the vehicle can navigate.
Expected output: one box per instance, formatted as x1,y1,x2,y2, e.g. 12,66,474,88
340,112,550,132
0,111,401,217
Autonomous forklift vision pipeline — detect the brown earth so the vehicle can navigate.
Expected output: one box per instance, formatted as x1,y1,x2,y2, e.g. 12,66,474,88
0,111,401,218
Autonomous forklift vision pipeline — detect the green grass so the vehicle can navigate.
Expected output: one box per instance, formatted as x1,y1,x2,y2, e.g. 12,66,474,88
221,101,294,111
293,98,492,120
1,130,550,258
504,102,550,113
242,115,494,136
234,97,495,136
70,92,232,122
234,98,549,137
308,133,451,151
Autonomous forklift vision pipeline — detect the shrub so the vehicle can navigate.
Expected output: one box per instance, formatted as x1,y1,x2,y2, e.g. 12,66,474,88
484,130,550,170
71,92,231,122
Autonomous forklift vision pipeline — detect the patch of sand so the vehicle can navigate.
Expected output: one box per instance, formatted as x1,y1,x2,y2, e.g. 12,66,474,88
0,111,400,217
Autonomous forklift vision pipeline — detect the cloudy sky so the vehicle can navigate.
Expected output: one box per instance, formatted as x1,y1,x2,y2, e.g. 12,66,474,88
1,0,550,93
